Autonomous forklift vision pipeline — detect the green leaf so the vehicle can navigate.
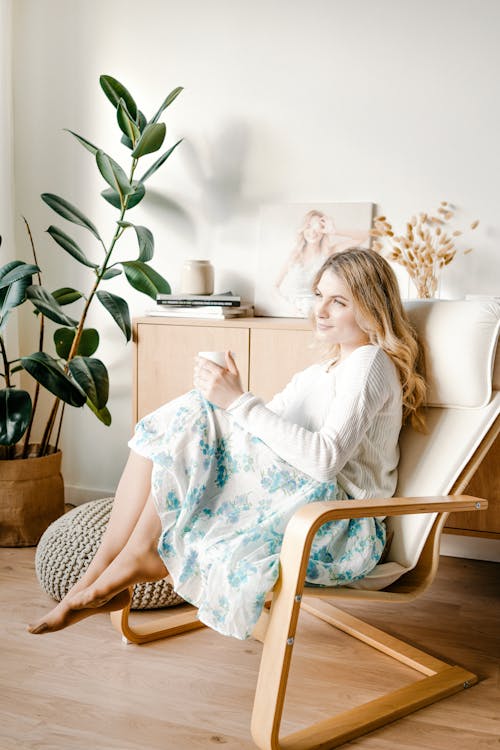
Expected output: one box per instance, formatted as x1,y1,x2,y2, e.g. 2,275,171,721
137,110,147,132
117,99,140,145
150,86,183,124
121,134,134,150
131,123,166,158
0,263,39,289
101,181,145,210
0,388,32,446
96,290,131,341
54,327,99,359
0,262,38,330
118,224,154,262
41,193,102,242
139,138,183,183
86,398,112,426
26,285,79,327
51,287,83,306
21,352,86,407
47,226,98,268
96,150,133,206
122,261,171,299
69,356,109,409
64,129,99,155
99,75,137,120
101,267,122,280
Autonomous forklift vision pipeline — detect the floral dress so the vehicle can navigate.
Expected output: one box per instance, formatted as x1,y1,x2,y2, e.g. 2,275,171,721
129,389,385,639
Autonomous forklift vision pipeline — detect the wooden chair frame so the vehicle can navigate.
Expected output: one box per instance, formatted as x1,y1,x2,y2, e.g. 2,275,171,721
111,488,489,750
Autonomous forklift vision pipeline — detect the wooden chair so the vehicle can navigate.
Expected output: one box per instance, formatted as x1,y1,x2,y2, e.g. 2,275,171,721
111,298,500,749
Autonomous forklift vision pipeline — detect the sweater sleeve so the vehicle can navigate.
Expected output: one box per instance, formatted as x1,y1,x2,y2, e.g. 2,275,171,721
227,348,393,482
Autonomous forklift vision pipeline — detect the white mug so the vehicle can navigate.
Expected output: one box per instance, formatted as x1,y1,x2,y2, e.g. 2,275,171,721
198,351,227,368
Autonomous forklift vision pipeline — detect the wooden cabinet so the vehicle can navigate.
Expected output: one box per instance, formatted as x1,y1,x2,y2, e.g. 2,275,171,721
133,315,498,540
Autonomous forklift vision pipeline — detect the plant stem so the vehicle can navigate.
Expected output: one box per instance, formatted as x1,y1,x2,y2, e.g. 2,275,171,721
38,397,60,456
22,217,45,456
40,159,139,455
54,402,65,452
0,336,11,387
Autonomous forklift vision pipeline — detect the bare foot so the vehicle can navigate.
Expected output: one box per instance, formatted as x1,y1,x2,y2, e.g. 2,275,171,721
28,543,167,635
28,588,132,634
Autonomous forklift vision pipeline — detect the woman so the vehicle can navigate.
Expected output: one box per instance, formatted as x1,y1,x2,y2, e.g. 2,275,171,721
28,248,426,640
275,209,370,315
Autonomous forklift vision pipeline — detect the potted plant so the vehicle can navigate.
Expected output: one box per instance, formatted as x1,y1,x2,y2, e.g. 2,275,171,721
0,74,183,545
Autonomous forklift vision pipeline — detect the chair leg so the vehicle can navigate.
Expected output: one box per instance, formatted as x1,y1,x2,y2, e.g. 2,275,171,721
251,595,478,750
109,587,205,644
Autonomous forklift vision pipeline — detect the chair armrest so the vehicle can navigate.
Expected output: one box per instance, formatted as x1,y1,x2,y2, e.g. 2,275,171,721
285,494,486,538
278,494,487,588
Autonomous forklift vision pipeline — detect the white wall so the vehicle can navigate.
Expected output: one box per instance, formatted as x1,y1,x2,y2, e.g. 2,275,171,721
10,0,500,500
0,0,17,353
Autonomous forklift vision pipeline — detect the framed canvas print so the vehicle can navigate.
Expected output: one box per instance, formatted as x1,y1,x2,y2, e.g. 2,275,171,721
254,202,374,317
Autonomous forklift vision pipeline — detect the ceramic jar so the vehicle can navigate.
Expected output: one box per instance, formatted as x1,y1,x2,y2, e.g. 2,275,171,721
180,259,214,295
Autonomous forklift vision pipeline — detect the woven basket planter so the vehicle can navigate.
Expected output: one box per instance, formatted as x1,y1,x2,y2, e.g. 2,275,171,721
0,446,65,547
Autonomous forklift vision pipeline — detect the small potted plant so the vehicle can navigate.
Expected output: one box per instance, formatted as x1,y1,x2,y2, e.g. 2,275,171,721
0,75,183,545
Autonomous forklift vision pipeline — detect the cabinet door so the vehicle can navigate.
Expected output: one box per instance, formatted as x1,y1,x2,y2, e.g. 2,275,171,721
445,434,500,537
249,328,320,402
135,323,250,419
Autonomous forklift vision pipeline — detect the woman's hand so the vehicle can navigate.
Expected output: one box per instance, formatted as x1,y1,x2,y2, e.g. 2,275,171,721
193,352,244,409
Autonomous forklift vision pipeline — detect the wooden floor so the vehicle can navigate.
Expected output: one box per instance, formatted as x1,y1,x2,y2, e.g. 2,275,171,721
1,548,499,750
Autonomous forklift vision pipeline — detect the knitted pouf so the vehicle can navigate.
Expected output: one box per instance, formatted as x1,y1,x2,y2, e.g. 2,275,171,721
35,497,184,610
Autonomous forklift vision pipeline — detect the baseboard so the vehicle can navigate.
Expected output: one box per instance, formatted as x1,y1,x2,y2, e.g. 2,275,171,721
65,485,114,506
440,533,500,563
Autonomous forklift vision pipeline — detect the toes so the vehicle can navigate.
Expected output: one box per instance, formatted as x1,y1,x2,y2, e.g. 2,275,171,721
27,622,49,634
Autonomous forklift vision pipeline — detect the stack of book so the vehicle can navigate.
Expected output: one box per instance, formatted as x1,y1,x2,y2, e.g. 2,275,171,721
145,292,254,320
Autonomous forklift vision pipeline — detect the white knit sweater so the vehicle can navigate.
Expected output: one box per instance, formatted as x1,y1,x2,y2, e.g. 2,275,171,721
227,344,402,500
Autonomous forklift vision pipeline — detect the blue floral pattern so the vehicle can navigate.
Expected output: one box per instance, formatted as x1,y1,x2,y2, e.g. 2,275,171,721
129,390,385,639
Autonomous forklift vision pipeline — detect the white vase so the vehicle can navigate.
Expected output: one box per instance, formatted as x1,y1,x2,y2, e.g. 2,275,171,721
180,259,214,295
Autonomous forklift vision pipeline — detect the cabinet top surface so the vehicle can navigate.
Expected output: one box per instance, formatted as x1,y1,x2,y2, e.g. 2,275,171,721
134,316,313,330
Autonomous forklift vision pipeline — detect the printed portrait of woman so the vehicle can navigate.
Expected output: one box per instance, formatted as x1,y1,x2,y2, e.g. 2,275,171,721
274,209,371,315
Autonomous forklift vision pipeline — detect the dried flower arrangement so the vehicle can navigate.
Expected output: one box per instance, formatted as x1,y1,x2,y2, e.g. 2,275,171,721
370,202,480,298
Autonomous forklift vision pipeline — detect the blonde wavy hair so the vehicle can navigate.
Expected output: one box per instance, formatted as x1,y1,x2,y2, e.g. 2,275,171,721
312,247,427,431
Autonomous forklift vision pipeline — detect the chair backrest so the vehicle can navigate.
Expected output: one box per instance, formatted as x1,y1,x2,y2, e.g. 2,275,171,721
389,298,500,568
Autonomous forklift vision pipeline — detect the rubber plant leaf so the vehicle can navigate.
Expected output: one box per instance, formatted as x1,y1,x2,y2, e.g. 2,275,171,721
139,139,183,183
0,388,32,446
0,263,39,289
117,99,140,146
64,129,99,156
96,151,133,206
101,181,145,210
41,193,102,242
26,286,79,327
96,290,131,342
0,262,38,331
54,327,99,359
99,75,138,120
51,287,83,306
21,352,86,407
131,122,166,158
150,86,183,124
68,356,109,410
117,223,154,262
86,398,112,426
47,226,98,268
101,267,122,280
121,261,171,299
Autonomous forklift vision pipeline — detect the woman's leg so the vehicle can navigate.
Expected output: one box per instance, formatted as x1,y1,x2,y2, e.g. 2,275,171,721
29,491,167,634
59,451,155,605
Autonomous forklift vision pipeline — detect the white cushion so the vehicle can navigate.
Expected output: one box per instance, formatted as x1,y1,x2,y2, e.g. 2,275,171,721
404,299,500,408
349,298,500,591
